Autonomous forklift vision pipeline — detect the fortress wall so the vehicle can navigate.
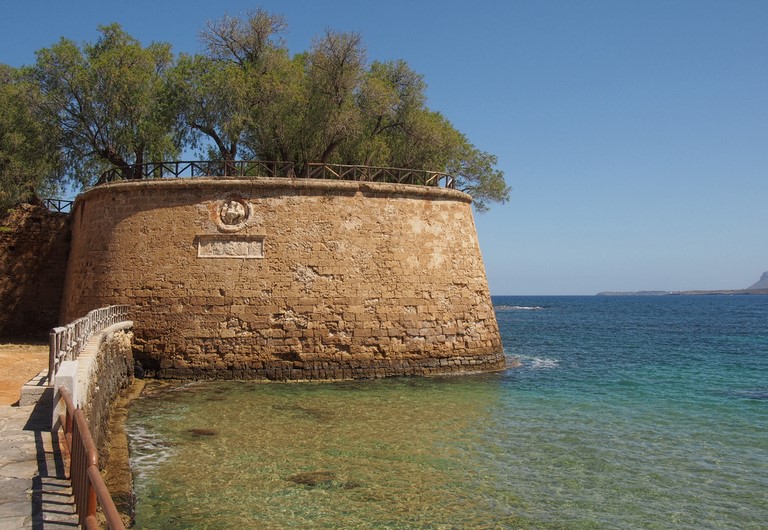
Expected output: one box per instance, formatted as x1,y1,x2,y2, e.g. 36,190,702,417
0,203,70,339
61,178,504,380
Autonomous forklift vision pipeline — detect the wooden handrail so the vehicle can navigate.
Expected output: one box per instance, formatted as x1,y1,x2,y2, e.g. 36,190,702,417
57,386,126,530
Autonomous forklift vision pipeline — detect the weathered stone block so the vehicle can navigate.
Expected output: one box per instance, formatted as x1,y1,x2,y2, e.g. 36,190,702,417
60,178,504,380
0,203,70,339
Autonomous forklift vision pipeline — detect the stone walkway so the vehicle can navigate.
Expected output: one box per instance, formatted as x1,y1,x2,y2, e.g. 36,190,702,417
0,397,78,529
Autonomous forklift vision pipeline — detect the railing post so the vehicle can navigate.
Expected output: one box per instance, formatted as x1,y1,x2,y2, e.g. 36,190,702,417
55,368,127,529
95,160,456,190
48,329,57,387
47,305,132,390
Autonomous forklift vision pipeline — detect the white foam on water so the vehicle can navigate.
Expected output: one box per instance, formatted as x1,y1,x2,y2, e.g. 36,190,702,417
128,423,175,480
495,305,544,311
529,357,560,369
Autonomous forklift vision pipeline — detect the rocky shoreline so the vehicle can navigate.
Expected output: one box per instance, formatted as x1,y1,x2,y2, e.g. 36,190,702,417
101,379,145,527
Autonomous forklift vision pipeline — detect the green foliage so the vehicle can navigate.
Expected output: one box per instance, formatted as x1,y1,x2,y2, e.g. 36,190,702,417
344,59,427,166
168,9,289,162
7,13,509,211
168,54,249,160
447,141,510,213
239,27,370,174
242,50,309,165
30,24,179,185
0,64,62,210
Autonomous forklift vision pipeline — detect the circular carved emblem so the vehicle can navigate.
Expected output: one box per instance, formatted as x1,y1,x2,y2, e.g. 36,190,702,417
220,199,247,225
215,198,252,232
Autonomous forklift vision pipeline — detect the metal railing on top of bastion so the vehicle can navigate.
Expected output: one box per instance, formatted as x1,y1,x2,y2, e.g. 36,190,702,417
305,163,454,188
97,161,455,189
43,198,74,213
48,305,131,386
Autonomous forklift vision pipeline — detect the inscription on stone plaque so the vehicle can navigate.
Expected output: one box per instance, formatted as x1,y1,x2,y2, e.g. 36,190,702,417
197,235,264,258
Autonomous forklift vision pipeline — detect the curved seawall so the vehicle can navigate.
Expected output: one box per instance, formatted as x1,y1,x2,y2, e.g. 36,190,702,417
61,178,503,379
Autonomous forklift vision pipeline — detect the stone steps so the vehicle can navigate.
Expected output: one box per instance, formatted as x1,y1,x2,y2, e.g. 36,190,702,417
19,369,50,407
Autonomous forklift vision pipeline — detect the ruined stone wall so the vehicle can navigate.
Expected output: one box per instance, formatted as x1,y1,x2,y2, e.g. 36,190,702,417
61,178,504,380
0,202,70,339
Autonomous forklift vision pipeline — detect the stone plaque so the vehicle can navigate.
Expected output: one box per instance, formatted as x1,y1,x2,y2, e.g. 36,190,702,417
197,235,264,259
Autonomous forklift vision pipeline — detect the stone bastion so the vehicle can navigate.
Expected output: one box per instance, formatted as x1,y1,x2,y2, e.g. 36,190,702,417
60,178,505,380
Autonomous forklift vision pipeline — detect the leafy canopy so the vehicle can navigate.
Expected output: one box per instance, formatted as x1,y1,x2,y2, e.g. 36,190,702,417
6,13,509,211
31,23,178,184
0,64,62,210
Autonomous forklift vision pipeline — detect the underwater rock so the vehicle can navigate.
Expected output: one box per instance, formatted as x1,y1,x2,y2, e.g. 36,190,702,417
188,428,218,436
287,471,336,486
286,471,362,489
272,404,335,422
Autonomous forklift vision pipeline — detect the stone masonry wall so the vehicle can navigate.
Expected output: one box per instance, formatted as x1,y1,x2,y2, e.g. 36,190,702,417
80,327,134,451
61,178,504,380
0,202,70,339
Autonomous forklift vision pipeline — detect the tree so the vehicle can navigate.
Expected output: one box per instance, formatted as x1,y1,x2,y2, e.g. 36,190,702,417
168,10,288,165
243,29,368,176
0,64,62,210
241,49,306,165
185,11,509,210
199,10,287,67
167,54,249,163
20,15,509,210
341,59,427,166
304,30,366,166
447,140,510,213
30,24,178,185
382,108,509,212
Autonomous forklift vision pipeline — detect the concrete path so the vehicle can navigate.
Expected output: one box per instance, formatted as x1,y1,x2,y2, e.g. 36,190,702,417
0,398,78,529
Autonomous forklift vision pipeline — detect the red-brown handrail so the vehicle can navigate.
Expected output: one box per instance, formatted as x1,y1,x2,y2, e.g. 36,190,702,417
57,386,126,530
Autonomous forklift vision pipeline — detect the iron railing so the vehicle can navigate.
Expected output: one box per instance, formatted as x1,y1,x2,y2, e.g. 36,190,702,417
97,160,295,184
97,160,455,189
305,163,454,188
49,305,131,386
57,386,126,530
43,198,74,213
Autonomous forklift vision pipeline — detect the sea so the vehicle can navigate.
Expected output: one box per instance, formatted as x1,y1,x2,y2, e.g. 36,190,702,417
126,295,767,529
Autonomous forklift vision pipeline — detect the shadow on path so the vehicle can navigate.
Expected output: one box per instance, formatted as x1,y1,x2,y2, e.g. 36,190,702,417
23,394,78,529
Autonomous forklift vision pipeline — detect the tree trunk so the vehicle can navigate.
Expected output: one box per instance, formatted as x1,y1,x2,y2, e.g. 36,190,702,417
131,148,144,179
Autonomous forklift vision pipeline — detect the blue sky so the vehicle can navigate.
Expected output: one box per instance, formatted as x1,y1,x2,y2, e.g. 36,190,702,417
3,1,767,294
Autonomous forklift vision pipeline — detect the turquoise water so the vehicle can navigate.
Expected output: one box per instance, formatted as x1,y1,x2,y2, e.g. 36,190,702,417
127,296,767,528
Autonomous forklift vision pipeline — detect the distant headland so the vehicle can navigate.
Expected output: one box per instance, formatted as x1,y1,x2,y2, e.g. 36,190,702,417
597,272,768,296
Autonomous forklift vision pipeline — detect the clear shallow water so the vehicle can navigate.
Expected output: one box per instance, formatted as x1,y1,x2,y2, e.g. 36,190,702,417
127,296,768,529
